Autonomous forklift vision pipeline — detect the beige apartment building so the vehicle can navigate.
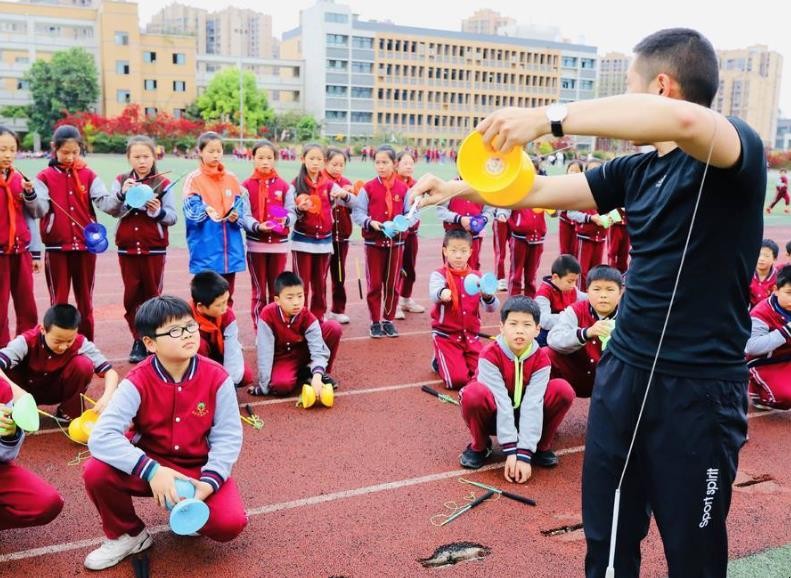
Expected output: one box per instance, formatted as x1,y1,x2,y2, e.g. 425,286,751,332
460,9,515,36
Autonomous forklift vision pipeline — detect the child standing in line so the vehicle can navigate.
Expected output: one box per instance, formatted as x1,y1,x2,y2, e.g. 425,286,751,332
190,271,254,388
324,147,354,325
83,296,246,570
430,230,499,389
108,136,177,363
0,304,118,419
241,140,292,325
492,209,510,292
0,371,64,531
459,296,575,472
183,132,249,301
33,125,116,341
749,239,779,309
566,160,608,291
352,145,413,338
395,150,426,320
288,144,354,320
766,168,789,214
557,161,584,257
437,196,494,271
0,126,45,347
506,207,546,298
607,207,630,274
547,265,622,398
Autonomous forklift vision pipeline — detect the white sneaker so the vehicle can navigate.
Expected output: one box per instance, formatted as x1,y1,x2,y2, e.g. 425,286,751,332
327,312,350,324
497,279,508,292
401,298,426,313
394,307,406,320
84,530,153,570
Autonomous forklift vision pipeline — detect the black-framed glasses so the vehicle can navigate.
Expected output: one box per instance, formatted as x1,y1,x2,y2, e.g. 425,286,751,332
153,321,199,339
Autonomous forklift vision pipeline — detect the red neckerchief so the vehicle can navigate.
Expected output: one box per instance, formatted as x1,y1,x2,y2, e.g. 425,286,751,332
58,158,88,204
445,265,471,310
253,167,279,222
380,174,395,219
397,174,416,188
0,168,17,252
190,302,224,356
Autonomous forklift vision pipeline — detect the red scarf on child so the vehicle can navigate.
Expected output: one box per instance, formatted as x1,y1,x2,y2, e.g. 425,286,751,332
253,167,280,222
444,265,471,311
380,174,395,219
190,302,224,356
0,169,18,252
57,158,88,204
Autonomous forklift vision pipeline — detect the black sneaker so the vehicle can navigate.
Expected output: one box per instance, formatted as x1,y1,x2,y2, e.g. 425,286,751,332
323,373,340,390
459,442,492,469
533,450,559,468
370,322,384,338
381,320,399,337
128,340,148,364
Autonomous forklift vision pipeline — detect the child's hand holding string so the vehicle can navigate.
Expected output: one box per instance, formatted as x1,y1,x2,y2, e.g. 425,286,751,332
226,210,239,223
144,198,161,215
440,289,452,303
21,178,34,195
0,406,17,438
121,178,136,195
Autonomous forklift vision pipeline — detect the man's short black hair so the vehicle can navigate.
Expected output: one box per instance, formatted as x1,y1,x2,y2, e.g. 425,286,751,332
761,239,779,260
551,254,582,277
135,296,193,339
633,28,719,107
500,295,541,325
42,304,81,331
274,271,304,296
587,265,624,288
190,271,230,306
777,265,791,289
443,229,473,247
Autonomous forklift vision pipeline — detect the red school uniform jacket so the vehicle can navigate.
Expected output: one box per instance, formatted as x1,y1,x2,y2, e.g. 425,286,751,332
749,268,778,309
442,198,485,233
360,176,409,247
114,171,172,254
37,163,99,251
0,328,112,377
508,208,546,243
243,172,291,245
125,355,229,473
536,276,579,314
324,171,354,240
291,175,334,239
396,174,419,233
431,266,487,337
258,302,317,360
0,169,36,254
574,210,607,242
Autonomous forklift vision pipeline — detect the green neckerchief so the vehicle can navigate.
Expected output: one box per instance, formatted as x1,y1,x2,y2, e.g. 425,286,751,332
512,340,537,409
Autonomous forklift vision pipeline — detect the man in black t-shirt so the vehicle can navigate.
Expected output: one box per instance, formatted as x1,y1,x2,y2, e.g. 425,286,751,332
413,28,764,578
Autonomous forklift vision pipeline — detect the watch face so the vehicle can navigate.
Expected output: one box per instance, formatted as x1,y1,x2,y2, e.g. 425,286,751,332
547,103,567,122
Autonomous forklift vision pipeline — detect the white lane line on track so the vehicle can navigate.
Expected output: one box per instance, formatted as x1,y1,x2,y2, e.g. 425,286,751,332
3,410,780,563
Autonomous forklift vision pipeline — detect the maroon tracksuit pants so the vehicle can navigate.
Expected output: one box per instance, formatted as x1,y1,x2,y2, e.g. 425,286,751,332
577,239,606,291
460,378,575,452
82,457,247,541
0,461,63,531
268,320,342,395
292,251,331,320
44,251,96,340
0,252,37,347
398,231,419,300
493,220,509,280
365,244,404,322
119,254,166,339
330,238,350,314
508,239,544,298
608,225,630,274
247,252,288,326
7,354,95,419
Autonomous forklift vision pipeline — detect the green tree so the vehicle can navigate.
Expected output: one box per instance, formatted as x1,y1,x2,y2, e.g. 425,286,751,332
0,105,28,119
296,115,319,141
23,48,99,137
196,68,273,135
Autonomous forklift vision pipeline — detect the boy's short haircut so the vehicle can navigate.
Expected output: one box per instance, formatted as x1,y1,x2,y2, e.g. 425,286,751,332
500,295,541,325
443,229,473,247
786,240,791,255
190,271,230,306
42,304,81,331
587,264,624,288
551,254,582,277
761,239,779,260
777,265,791,289
274,271,304,296
135,296,193,339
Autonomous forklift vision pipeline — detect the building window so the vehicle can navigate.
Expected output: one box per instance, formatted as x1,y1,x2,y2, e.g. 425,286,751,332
114,32,129,46
144,79,157,91
172,53,186,65
116,90,131,104
351,61,373,74
350,112,372,123
580,58,596,69
561,56,578,68
16,80,29,90
143,51,157,63
327,59,347,70
326,34,348,46
326,85,347,96
173,81,186,92
351,86,372,98
14,56,29,64
326,110,347,120
561,78,576,90
325,12,348,24
173,108,185,118
145,107,157,117
116,61,130,75
352,36,373,49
